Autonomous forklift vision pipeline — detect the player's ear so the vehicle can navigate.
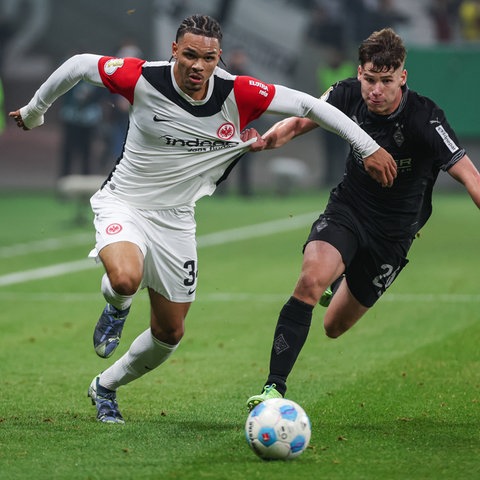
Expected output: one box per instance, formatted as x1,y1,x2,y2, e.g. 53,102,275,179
357,65,362,80
400,69,407,86
171,42,178,59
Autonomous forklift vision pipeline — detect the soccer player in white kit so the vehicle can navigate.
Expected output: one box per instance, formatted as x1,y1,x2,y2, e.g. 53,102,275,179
10,14,396,423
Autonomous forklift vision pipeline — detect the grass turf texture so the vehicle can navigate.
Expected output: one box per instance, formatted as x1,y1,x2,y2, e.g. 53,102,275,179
0,190,479,479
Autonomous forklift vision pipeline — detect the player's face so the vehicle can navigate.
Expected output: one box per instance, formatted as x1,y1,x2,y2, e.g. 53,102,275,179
357,62,407,115
172,33,222,100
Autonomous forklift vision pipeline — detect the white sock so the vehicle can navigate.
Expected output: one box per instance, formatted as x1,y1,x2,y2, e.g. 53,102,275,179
101,273,134,311
99,329,179,390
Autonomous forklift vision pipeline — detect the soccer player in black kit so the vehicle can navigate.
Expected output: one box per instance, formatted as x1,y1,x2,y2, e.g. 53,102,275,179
246,28,480,409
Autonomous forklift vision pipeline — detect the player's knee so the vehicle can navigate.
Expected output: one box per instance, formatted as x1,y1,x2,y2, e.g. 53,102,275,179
324,314,359,339
323,314,347,339
109,271,141,296
151,324,184,345
296,271,325,302
324,325,343,339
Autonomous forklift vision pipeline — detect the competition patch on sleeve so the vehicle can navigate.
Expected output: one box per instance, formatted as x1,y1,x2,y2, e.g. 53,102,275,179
435,125,459,153
104,58,125,75
98,56,144,104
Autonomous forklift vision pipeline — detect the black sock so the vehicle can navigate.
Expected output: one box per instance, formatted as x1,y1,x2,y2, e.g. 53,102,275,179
266,296,313,396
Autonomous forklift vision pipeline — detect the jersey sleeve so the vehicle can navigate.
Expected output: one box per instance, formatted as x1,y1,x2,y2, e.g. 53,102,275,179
268,84,379,158
98,56,146,104
19,53,103,129
414,100,466,171
233,76,276,130
430,114,466,172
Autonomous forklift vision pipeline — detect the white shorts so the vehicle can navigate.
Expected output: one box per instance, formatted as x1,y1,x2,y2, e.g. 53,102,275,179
89,189,198,302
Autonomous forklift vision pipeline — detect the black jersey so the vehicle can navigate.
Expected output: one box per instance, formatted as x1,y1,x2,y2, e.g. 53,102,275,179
324,78,465,242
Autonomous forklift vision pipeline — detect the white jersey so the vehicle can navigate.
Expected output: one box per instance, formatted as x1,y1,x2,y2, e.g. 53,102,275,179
20,54,380,209
97,56,273,208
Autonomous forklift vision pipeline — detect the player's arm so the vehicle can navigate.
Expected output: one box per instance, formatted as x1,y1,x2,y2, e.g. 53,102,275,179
242,118,316,152
447,154,480,208
9,53,103,130
263,85,397,187
264,117,317,149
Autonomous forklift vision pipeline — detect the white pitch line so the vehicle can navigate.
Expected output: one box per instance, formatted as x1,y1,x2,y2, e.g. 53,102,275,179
0,259,95,287
197,212,316,247
0,233,93,258
383,293,480,302
0,291,479,303
0,212,318,287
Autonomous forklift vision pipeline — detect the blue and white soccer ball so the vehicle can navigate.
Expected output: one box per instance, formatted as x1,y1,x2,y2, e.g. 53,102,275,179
245,398,311,460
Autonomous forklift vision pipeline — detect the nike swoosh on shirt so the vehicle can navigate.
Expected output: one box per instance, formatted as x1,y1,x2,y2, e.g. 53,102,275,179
153,115,168,122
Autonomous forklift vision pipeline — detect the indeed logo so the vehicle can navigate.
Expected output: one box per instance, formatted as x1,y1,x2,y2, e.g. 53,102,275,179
161,135,238,152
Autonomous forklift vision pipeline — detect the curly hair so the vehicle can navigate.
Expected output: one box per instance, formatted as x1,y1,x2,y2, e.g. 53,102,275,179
176,14,223,43
358,28,406,72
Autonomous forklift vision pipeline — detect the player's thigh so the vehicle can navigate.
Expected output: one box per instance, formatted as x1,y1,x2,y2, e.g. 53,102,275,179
91,189,148,262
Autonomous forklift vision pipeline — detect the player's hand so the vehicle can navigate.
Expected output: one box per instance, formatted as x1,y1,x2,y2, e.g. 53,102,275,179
364,147,397,187
241,128,267,151
9,110,29,130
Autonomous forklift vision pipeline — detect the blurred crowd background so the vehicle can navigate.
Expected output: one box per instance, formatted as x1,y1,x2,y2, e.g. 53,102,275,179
1,0,480,195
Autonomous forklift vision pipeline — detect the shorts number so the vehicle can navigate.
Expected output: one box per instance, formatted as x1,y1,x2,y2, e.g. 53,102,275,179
372,263,400,296
183,260,197,287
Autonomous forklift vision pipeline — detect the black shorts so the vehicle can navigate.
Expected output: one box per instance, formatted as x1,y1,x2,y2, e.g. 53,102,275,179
305,211,411,307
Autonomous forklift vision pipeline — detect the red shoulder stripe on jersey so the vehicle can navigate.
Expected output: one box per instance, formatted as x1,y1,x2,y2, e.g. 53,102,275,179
98,56,146,104
233,76,276,130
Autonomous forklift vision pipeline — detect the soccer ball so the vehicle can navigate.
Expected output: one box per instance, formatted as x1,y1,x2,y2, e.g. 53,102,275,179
245,398,311,460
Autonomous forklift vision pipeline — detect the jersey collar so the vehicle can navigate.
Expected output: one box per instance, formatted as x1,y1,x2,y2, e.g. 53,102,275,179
170,63,215,106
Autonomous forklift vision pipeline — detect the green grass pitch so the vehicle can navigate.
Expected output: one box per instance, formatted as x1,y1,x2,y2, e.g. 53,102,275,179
0,190,479,479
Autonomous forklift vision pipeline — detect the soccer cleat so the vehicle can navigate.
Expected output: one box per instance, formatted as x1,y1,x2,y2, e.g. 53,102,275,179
88,375,125,424
319,286,333,307
93,304,130,358
246,384,283,411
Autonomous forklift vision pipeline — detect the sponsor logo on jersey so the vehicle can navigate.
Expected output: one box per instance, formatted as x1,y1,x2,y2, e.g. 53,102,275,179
249,79,270,98
248,80,268,91
161,135,238,152
217,122,235,140
104,58,124,75
397,158,412,173
435,125,459,153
